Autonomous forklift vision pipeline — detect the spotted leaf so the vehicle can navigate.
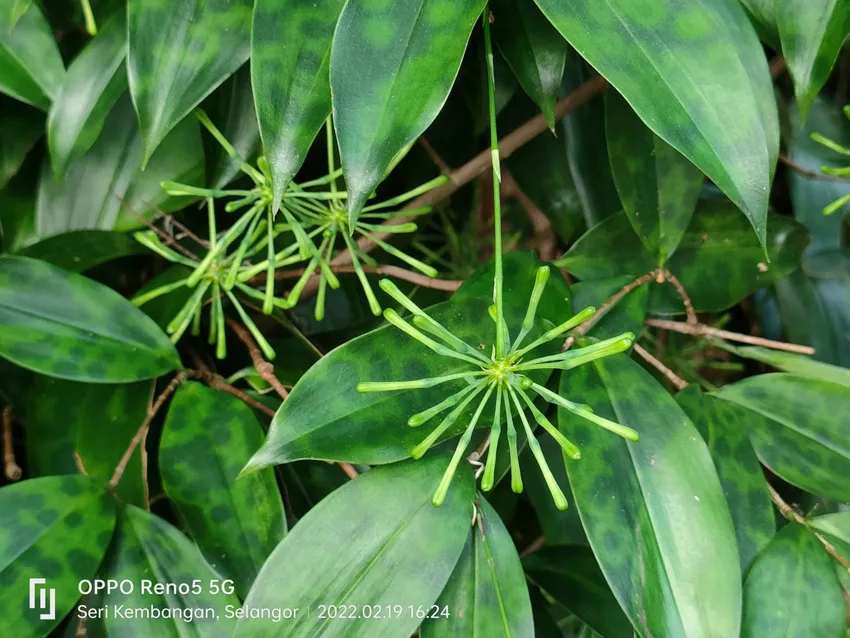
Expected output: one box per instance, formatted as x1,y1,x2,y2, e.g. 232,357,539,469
558,354,741,638
160,382,286,598
331,0,486,225
0,3,64,109
0,476,116,637
100,505,240,637
236,455,474,638
251,0,345,209
421,497,533,638
535,0,778,245
0,255,181,382
714,373,850,502
127,0,252,163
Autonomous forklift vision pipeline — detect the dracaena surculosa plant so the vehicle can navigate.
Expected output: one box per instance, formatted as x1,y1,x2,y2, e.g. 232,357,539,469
356,11,638,510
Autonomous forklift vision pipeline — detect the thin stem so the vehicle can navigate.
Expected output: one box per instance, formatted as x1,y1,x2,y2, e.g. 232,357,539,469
224,290,277,360
2,407,21,481
509,266,549,355
263,208,276,314
483,4,506,358
80,0,97,35
513,384,581,459
518,332,634,371
645,319,816,355
410,380,489,459
515,307,596,359
226,318,288,400
343,231,382,315
530,382,639,441
383,309,485,366
504,390,522,494
480,386,503,491
326,116,337,195
406,381,484,427
357,370,487,393
633,343,688,391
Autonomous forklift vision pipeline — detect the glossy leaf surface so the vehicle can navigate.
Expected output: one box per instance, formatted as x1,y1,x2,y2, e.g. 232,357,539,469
714,373,850,502
676,386,774,573
0,99,42,188
492,0,566,129
0,255,181,382
127,0,252,162
331,0,485,224
742,524,845,638
605,90,704,264
252,0,345,207
18,230,145,273
236,456,474,638
160,382,286,598
535,0,778,243
422,497,533,638
0,4,64,109
523,546,632,637
101,505,240,637
729,346,850,387
0,476,115,637
46,11,127,179
558,354,741,638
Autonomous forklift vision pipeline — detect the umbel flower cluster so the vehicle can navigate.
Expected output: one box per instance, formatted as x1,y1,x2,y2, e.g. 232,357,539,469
131,112,446,360
357,269,638,509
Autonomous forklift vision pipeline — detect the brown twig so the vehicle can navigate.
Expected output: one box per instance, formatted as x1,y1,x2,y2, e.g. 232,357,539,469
520,535,545,558
645,318,816,355
633,343,689,391
659,269,697,325
152,207,210,249
779,155,850,183
119,198,199,261
109,373,187,489
418,136,452,174
226,317,289,400
255,264,461,292
2,406,21,481
767,483,850,574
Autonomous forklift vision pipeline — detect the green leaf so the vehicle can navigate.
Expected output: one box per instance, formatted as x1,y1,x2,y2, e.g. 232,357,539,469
738,0,778,47
236,455,474,638
675,386,774,574
0,3,64,109
160,382,286,598
535,0,779,244
605,90,704,265
776,1,850,120
46,10,127,179
251,0,345,208
0,255,181,382
127,0,252,162
714,373,850,502
570,276,648,341
454,250,573,323
558,354,741,638
331,0,486,225
244,297,555,469
742,524,845,638
18,230,146,273
0,476,116,637
810,512,850,590
523,546,632,638
422,497,533,638
37,96,205,238
7,0,32,28
101,505,240,637
205,65,260,189
24,376,80,476
0,98,42,188
557,202,809,315
492,0,566,130
727,345,850,388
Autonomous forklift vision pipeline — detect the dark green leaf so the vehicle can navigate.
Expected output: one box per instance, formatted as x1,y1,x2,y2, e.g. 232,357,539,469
18,230,146,272
810,512,850,590
0,3,64,109
205,65,260,189
37,96,205,238
0,476,116,637
0,98,42,188
776,1,850,120
244,297,555,469
535,0,778,243
331,0,486,224
676,386,774,573
422,497,533,638
236,455,474,637
160,382,286,598
570,276,648,341
101,505,240,637
605,90,703,264
738,0,778,47
25,376,79,477
727,345,850,387
523,546,632,638
558,354,741,637
492,0,566,129
251,0,345,207
46,11,127,179
714,373,850,502
742,524,845,638
0,255,181,382
127,0,252,162
556,213,656,279
454,250,573,323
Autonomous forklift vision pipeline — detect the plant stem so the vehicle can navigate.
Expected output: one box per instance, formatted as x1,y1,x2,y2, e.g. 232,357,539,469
482,4,506,358
80,0,97,35
2,406,21,481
